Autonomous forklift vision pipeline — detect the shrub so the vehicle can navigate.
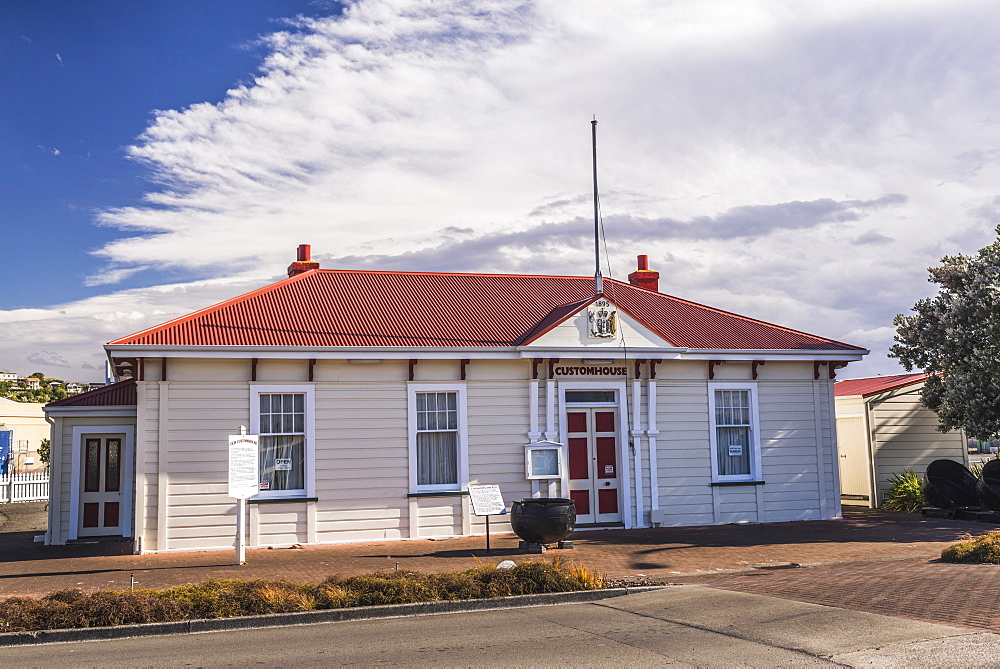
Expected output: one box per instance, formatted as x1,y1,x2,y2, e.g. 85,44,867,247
336,571,438,607
0,559,604,632
941,532,1000,564
158,579,317,618
0,590,186,633
882,469,925,513
567,561,606,589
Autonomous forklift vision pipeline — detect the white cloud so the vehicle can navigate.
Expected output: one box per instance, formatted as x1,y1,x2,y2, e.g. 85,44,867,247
0,273,273,381
11,0,1000,380
26,350,70,368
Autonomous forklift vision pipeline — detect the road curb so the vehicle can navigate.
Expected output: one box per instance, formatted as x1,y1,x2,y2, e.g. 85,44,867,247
0,586,663,646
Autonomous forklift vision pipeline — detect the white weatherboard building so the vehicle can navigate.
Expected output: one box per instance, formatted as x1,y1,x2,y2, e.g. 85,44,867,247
44,247,867,552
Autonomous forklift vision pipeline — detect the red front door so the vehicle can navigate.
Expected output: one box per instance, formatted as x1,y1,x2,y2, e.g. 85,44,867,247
79,436,124,537
566,408,621,524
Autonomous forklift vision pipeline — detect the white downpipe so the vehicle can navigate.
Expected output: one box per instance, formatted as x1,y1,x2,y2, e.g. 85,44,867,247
647,379,659,512
631,379,644,527
528,380,541,443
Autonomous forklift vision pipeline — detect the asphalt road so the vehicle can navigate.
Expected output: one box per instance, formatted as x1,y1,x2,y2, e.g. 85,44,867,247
4,586,1000,668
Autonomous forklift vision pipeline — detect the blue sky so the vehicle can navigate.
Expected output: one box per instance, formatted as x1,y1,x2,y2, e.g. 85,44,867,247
2,0,331,308
3,0,1000,381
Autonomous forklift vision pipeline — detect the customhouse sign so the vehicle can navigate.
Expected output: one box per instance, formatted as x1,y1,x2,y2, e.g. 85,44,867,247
553,365,627,376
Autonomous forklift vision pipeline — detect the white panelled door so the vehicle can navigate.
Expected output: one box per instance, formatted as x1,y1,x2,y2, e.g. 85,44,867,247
78,435,125,537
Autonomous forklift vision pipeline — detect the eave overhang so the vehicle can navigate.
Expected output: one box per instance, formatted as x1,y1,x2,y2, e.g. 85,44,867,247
104,343,867,363
43,405,137,418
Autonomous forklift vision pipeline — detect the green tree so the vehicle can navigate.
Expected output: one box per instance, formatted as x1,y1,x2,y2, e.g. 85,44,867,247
37,438,50,466
29,372,45,380
891,226,1000,439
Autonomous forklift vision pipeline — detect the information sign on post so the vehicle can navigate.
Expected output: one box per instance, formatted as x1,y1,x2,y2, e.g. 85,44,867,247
467,484,506,552
229,434,259,499
229,430,259,564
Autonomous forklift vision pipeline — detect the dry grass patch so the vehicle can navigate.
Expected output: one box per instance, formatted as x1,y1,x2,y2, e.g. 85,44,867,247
0,559,605,633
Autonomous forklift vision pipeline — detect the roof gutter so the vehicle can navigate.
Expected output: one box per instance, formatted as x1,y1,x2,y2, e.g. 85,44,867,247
104,343,867,362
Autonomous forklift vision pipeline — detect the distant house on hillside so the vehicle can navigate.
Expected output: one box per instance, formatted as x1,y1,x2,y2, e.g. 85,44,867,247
834,374,968,508
43,246,867,553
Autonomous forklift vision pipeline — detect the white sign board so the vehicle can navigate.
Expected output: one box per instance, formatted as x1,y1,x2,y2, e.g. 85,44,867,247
229,435,260,499
468,484,506,516
728,444,743,457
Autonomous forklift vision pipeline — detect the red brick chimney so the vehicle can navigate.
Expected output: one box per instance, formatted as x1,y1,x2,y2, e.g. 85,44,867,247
287,244,320,277
628,255,659,292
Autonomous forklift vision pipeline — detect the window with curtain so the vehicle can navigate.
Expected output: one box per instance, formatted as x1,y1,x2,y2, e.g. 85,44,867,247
258,392,306,493
415,391,458,487
714,389,752,477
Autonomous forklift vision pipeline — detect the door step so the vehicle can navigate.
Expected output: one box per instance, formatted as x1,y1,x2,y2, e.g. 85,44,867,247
68,535,128,544
574,522,625,529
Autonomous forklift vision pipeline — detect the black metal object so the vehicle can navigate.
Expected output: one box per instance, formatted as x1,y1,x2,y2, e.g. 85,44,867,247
923,459,980,510
977,459,1000,511
510,498,576,549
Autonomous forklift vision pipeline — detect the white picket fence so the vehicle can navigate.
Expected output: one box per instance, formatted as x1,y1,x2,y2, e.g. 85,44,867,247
0,472,50,504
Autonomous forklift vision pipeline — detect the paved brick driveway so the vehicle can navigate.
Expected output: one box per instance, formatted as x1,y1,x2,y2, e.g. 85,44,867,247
2,503,999,633
676,557,1000,633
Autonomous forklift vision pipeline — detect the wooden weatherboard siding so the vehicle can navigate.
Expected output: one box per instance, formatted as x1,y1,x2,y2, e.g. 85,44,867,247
868,386,966,504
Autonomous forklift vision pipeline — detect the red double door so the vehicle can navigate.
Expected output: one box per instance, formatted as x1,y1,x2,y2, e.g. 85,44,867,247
79,436,123,536
566,408,622,524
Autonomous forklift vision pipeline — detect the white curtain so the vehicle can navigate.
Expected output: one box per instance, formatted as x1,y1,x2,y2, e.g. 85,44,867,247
417,432,457,485
259,434,305,491
716,426,751,476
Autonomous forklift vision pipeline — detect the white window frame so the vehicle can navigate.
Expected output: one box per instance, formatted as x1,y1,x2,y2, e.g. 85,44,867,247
708,383,762,483
408,383,469,493
250,384,315,499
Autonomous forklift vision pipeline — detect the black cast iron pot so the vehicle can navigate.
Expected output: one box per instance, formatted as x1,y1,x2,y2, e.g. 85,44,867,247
977,459,1000,511
923,459,980,509
510,498,576,545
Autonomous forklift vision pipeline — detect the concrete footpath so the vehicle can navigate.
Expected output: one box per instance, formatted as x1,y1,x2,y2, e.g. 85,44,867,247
3,586,1000,667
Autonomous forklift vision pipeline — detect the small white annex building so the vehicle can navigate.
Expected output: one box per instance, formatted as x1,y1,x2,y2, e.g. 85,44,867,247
834,374,968,508
45,247,866,552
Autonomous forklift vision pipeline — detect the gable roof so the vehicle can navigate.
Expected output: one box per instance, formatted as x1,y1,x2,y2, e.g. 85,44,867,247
45,379,136,408
834,373,929,398
108,269,865,353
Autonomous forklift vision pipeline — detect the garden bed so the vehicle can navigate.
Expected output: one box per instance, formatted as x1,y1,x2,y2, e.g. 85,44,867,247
0,558,604,634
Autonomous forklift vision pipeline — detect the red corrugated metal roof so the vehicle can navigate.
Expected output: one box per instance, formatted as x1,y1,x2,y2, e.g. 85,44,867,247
834,374,928,397
108,269,865,352
45,379,137,407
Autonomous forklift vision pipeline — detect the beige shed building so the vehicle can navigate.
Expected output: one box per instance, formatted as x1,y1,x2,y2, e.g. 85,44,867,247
834,374,969,508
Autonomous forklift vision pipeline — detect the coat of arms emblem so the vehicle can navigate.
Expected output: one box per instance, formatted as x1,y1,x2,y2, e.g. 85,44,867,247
588,299,617,339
